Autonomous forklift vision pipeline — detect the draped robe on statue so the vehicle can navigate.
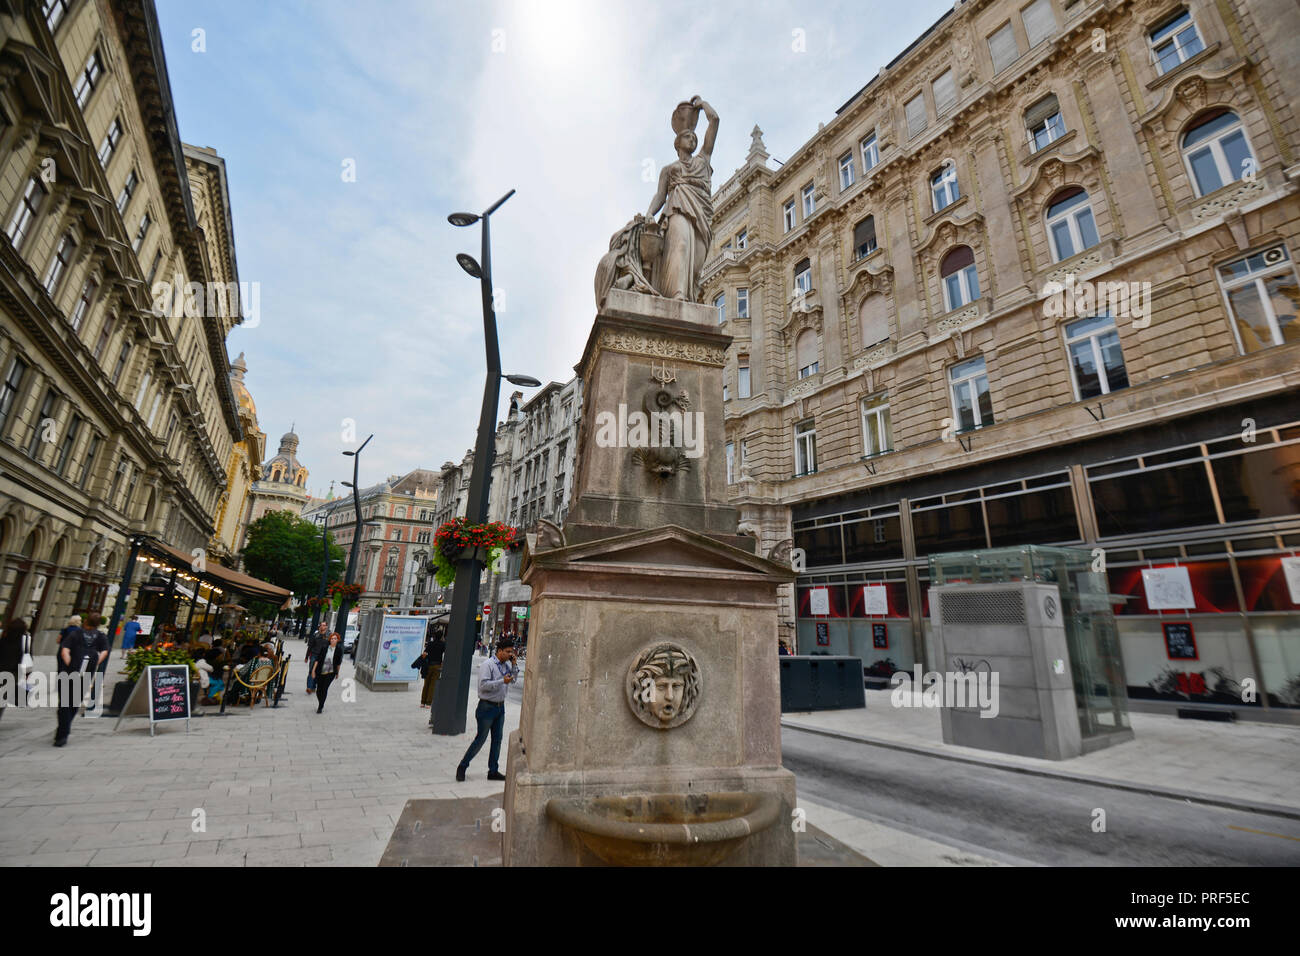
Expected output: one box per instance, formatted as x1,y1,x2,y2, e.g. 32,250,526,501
658,154,713,302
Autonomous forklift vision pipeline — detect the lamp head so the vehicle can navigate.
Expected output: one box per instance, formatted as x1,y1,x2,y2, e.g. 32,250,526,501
448,212,480,227
504,374,543,387
457,253,482,278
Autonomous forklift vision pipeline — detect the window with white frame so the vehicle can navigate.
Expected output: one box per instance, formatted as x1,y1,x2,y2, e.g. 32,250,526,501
44,0,71,31
783,199,796,232
74,52,104,108
734,229,747,250
905,92,928,138
861,393,892,457
722,381,729,402
737,354,751,398
1217,245,1299,353
853,215,877,260
949,356,994,431
117,169,138,213
793,258,812,297
97,118,122,166
932,69,957,117
1064,314,1129,398
795,328,819,379
134,369,151,409
988,20,1020,72
931,161,960,212
70,279,96,331
132,211,151,252
801,182,816,217
737,287,749,318
6,177,46,248
27,388,58,458
1149,7,1204,75
725,441,735,484
0,356,28,433
839,152,856,190
861,132,880,172
1181,109,1255,198
1026,94,1066,151
714,292,726,324
79,432,99,488
1021,0,1056,48
794,419,817,476
940,246,980,311
110,340,130,384
1045,187,1100,262
55,414,81,475
43,232,77,294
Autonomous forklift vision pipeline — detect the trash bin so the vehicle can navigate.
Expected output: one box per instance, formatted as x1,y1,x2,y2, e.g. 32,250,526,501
779,656,865,711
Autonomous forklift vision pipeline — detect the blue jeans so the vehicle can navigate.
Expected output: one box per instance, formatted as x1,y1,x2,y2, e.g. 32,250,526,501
459,700,505,774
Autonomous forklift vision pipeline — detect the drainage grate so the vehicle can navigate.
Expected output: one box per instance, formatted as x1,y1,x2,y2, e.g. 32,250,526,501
939,589,1027,626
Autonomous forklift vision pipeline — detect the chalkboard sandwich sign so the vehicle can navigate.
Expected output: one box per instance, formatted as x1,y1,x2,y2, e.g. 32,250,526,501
113,664,192,735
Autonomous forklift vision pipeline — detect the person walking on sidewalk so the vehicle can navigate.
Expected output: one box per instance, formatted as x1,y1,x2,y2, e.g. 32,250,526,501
311,631,344,713
83,613,110,706
54,616,107,746
419,619,447,710
455,637,518,782
120,615,141,659
305,622,328,693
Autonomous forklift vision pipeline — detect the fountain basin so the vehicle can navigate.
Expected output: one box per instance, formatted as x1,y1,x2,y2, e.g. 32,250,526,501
545,790,782,866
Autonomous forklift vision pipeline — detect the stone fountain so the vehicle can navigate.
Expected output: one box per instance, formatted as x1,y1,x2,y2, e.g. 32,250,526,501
501,98,798,866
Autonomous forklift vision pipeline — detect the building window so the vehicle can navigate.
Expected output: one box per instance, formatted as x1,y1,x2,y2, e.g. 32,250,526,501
1218,245,1299,353
949,357,994,432
905,92,927,138
861,393,892,457
1026,94,1065,151
1045,187,1100,261
147,249,164,286
1150,7,1204,75
108,457,128,504
783,199,796,232
801,182,816,217
725,441,735,484
794,420,817,476
0,356,28,432
932,69,956,117
79,431,99,488
43,232,77,294
931,162,960,212
44,0,71,31
132,212,151,252
793,258,812,297
70,279,96,331
795,328,818,379
1021,0,1056,48
940,246,980,311
722,381,729,402
6,177,46,249
735,229,747,250
737,354,751,399
853,215,877,260
73,52,104,108
1181,109,1255,198
97,119,123,167
988,20,1020,73
861,133,880,172
714,292,726,324
55,414,82,475
117,169,139,214
135,369,151,410
110,340,130,385
859,293,889,346
737,287,749,319
1064,315,1129,398
839,152,855,190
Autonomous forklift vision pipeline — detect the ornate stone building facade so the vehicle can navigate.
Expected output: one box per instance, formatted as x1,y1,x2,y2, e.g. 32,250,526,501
0,0,245,650
237,426,310,550
700,0,1300,714
216,352,264,566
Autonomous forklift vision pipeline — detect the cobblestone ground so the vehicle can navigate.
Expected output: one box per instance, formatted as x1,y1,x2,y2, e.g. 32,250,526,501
0,652,515,867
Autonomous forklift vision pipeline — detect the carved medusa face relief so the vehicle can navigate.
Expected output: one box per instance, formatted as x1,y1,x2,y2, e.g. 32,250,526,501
626,642,702,729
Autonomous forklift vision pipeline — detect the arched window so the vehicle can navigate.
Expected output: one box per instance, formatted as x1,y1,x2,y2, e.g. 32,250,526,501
1025,94,1065,151
940,246,980,311
853,216,877,260
859,294,889,346
1182,109,1254,197
1045,187,1100,262
931,162,960,213
795,329,819,379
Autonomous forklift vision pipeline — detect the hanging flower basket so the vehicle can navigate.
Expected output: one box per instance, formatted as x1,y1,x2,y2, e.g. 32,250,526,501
432,518,520,588
327,581,362,609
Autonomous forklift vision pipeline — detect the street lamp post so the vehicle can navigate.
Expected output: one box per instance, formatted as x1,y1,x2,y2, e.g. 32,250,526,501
310,521,332,636
432,189,542,736
335,434,374,640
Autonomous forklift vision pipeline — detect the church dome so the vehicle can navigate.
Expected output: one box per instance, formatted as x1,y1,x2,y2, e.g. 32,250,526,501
263,424,309,488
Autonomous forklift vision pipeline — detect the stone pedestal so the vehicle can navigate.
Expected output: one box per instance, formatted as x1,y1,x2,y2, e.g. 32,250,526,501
502,290,798,866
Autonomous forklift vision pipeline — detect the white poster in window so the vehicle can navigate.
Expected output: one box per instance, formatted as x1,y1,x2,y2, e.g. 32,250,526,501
1141,566,1196,610
808,587,830,616
862,585,889,616
1282,556,1300,605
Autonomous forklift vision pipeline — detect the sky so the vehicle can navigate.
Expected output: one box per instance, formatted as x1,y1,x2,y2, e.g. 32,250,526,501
155,0,953,497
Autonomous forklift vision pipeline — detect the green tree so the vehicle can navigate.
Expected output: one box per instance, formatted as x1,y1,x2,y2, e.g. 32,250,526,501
241,511,346,600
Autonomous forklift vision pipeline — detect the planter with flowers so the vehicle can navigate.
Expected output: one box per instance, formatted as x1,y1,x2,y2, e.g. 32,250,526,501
327,581,363,610
432,518,522,588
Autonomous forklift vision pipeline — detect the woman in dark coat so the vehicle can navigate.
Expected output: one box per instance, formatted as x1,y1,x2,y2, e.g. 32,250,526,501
311,632,344,713
419,620,447,708
0,619,27,720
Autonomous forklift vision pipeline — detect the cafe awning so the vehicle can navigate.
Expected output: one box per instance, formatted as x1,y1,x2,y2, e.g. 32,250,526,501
140,538,292,604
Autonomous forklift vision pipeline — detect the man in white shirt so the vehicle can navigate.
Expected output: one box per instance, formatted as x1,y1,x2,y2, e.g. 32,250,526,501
455,638,518,782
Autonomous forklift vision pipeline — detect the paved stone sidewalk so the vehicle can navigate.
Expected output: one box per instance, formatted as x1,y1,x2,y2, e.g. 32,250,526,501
0,652,516,867
783,688,1300,814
